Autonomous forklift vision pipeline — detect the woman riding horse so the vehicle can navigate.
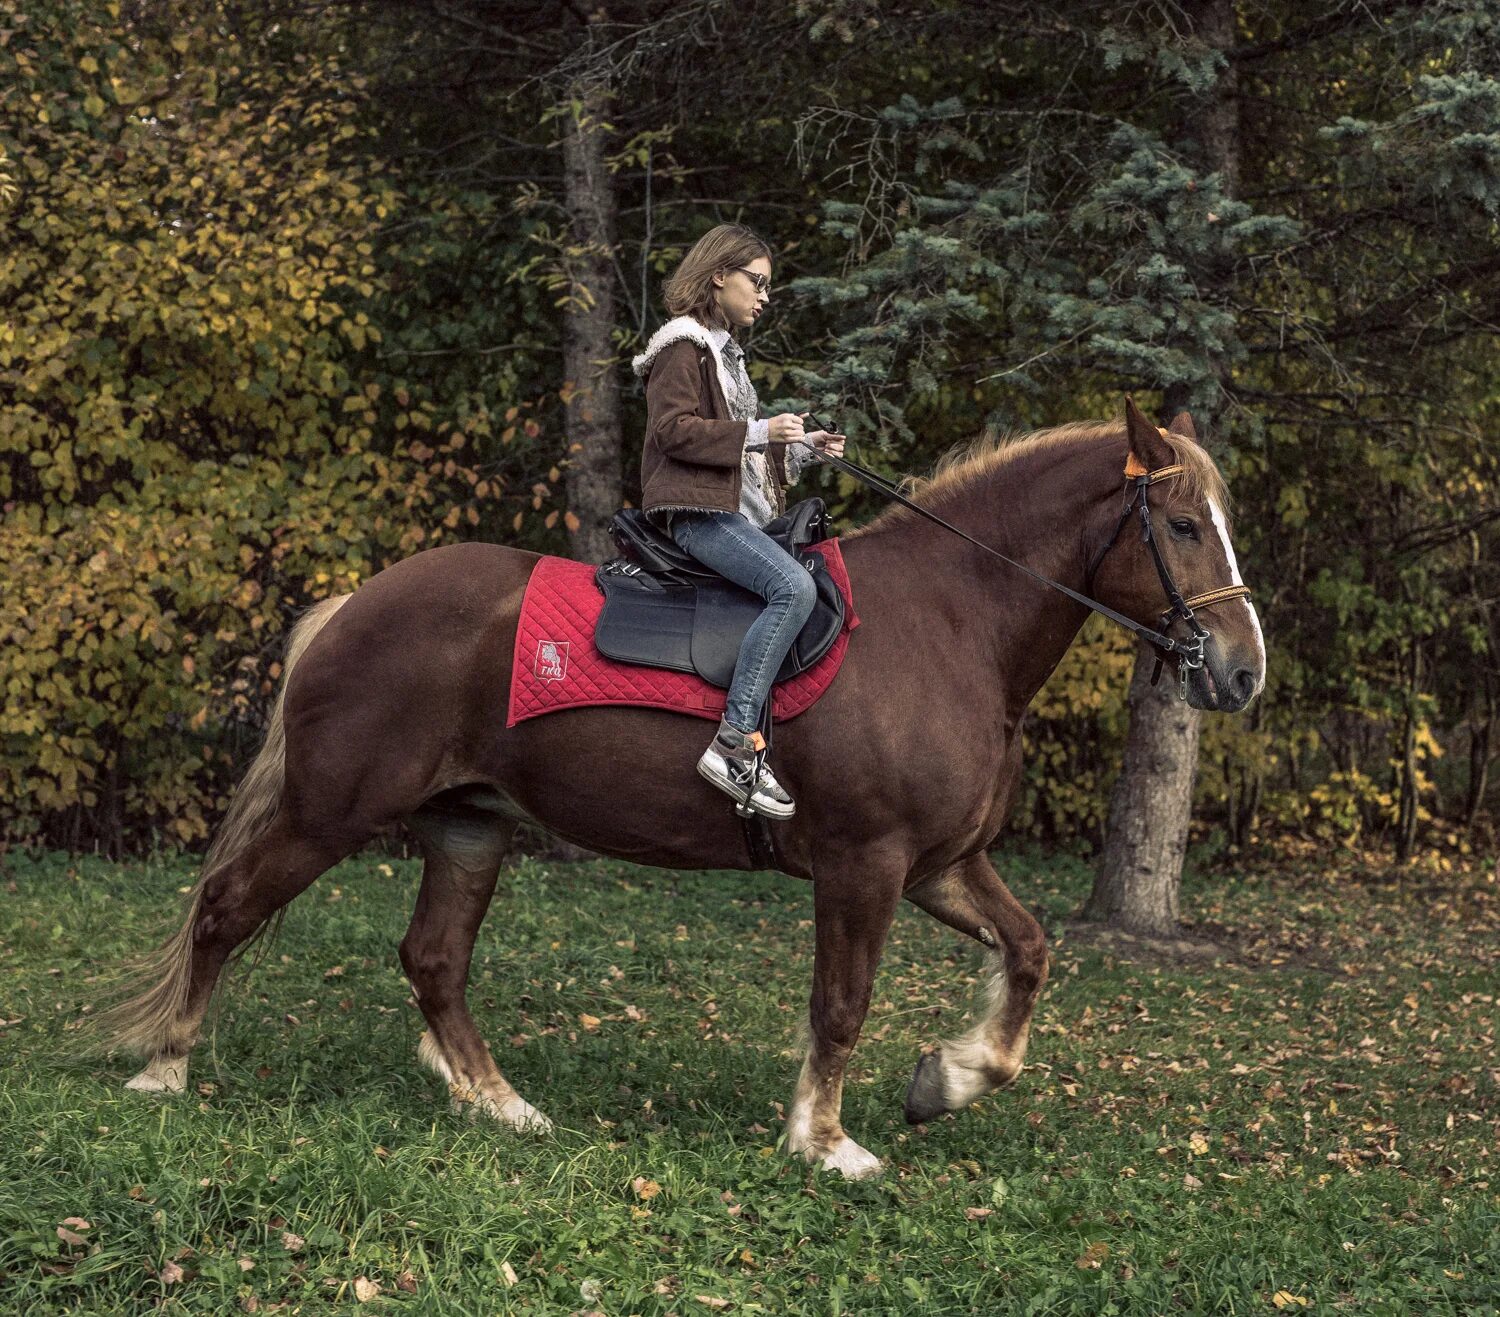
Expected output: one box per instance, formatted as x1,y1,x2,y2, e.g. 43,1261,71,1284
633,223,845,819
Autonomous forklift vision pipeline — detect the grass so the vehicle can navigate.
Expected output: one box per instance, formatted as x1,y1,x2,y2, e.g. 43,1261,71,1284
0,843,1495,1314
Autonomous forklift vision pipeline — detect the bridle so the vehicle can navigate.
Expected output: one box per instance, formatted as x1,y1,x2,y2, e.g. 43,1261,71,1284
1083,451,1253,695
812,433,1253,700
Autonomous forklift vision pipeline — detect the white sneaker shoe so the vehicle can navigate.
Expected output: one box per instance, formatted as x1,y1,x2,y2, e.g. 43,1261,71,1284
696,721,796,820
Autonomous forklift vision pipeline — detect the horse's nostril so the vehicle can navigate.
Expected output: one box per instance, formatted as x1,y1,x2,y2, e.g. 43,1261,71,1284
1231,668,1256,701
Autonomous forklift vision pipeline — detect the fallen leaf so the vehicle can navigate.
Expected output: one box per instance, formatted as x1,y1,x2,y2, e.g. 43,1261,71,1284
353,1276,379,1302
1075,1241,1109,1270
1183,1173,1204,1191
695,1298,731,1310
579,1013,601,1031
632,1177,662,1200
964,1207,993,1221
1189,1132,1210,1156
238,1258,255,1272
281,1231,305,1252
60,1217,91,1230
397,1270,418,1292
56,1226,88,1247
160,1261,185,1284
500,1260,518,1287
1272,1292,1311,1310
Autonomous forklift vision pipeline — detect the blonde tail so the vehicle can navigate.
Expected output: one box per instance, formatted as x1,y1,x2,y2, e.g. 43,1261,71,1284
91,594,353,1057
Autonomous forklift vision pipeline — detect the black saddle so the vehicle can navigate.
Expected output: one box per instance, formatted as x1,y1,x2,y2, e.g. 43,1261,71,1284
594,499,845,689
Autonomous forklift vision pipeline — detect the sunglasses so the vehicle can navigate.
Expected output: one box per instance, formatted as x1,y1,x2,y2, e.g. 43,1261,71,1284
729,266,771,294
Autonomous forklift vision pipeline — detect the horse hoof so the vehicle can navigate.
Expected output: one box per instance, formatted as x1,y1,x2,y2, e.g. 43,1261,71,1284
820,1137,883,1180
125,1054,188,1094
904,1050,948,1124
495,1096,554,1134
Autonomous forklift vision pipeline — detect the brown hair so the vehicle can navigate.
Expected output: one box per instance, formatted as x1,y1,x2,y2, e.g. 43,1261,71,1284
662,223,772,330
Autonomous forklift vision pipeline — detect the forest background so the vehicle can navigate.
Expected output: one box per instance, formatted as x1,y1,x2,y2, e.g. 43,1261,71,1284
2,0,1497,882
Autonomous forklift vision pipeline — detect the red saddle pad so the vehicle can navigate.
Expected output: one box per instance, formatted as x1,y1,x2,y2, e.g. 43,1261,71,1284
507,540,859,727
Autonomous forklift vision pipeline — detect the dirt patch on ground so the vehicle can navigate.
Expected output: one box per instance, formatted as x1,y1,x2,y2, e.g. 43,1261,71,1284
1055,918,1345,975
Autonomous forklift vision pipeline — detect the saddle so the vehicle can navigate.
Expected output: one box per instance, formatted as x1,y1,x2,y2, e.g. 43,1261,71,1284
594,499,846,689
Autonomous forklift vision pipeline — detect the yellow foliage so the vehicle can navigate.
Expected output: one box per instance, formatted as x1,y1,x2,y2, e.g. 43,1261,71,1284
0,1,482,848
1011,617,1135,840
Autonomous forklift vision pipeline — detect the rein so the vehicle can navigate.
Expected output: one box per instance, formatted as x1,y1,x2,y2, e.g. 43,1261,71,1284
813,441,1252,698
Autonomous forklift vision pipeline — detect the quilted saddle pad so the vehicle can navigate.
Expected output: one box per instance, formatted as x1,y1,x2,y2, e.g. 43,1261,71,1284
507,539,859,727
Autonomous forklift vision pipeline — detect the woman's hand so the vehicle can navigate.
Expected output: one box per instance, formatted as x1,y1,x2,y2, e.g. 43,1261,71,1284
767,413,806,443
804,428,846,459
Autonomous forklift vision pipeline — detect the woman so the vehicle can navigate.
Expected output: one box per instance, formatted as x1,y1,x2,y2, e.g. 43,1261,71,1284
630,224,845,819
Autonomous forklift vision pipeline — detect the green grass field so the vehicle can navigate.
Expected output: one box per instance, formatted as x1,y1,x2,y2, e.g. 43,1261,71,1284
0,844,1494,1314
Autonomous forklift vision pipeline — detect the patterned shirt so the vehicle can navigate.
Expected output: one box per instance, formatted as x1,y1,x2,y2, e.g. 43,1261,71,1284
709,328,817,528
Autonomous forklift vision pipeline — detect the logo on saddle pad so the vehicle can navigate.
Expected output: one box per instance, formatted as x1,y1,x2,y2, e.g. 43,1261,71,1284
534,639,569,682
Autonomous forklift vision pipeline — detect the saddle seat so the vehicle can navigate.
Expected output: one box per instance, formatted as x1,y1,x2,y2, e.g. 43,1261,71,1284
594,499,846,690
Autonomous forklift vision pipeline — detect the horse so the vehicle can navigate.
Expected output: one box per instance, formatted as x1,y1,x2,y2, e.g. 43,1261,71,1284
93,398,1265,1180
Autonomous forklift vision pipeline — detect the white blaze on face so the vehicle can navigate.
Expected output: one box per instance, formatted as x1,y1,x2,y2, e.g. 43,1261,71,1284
1209,499,1266,690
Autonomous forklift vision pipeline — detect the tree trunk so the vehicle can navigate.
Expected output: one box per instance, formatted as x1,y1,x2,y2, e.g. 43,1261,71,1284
1465,715,1491,829
1085,0,1237,931
560,69,622,565
1395,644,1422,861
1083,645,1203,935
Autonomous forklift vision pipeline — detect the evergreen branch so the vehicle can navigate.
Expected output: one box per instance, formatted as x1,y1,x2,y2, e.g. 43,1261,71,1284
1228,0,1431,66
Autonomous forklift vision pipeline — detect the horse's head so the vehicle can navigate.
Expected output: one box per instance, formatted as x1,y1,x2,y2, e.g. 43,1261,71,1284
1088,398,1266,713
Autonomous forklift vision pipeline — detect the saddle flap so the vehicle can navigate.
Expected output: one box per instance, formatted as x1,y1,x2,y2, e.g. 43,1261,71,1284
687,582,766,689
591,573,698,676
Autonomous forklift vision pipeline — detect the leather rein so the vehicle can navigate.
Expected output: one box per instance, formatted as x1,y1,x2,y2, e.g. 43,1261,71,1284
811,436,1252,698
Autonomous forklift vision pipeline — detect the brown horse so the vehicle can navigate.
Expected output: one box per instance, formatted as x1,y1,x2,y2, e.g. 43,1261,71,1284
96,399,1264,1179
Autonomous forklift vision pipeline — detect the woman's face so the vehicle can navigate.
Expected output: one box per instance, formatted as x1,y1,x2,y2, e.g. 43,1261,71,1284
712,255,771,329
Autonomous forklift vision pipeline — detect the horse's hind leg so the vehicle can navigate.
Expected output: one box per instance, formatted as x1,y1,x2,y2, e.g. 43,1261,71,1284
401,809,550,1133
902,851,1049,1123
122,814,349,1093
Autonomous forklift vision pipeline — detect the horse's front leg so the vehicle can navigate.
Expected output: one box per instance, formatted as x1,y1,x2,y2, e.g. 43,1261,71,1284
902,851,1049,1122
784,853,904,1179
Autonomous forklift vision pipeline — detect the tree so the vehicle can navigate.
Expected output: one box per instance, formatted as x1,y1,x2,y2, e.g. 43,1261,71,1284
1087,0,1241,935
786,0,1500,876
0,0,480,850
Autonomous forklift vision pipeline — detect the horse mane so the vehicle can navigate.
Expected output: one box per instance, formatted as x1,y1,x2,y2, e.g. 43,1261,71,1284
850,419,1231,536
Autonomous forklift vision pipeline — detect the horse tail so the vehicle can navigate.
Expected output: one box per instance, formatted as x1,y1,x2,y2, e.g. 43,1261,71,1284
90,594,353,1058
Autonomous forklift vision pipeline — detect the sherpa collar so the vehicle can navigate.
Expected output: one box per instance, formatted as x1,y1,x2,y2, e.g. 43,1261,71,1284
631,315,737,415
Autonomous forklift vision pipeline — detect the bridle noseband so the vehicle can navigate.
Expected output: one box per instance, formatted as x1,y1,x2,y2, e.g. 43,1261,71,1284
814,435,1253,701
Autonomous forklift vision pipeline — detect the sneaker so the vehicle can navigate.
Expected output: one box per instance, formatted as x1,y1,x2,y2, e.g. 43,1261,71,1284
696,720,796,820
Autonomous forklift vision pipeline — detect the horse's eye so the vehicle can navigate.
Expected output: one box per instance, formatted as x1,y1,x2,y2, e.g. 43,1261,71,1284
1169,518,1199,540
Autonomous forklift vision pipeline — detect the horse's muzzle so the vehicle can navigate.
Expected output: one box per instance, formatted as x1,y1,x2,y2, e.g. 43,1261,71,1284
1184,637,1262,714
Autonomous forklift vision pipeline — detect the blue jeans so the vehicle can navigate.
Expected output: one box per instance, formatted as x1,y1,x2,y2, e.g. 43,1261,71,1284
671,511,817,733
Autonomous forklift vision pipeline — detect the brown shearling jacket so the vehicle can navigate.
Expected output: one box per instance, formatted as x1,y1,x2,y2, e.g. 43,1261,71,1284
639,336,788,522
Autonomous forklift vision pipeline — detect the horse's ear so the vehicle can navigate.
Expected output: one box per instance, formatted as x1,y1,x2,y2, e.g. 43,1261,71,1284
1124,395,1173,476
1166,410,1197,441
